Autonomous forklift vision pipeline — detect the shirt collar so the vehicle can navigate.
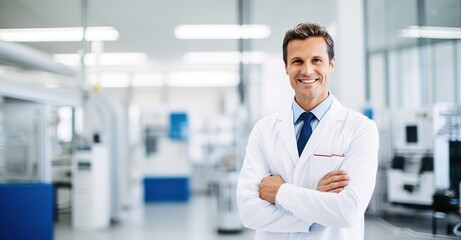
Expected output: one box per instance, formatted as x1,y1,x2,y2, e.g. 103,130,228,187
292,93,333,124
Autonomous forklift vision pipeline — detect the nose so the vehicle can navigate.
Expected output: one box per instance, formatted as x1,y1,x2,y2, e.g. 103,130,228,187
301,62,314,75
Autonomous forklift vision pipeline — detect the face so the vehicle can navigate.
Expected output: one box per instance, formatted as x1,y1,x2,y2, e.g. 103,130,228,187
285,37,335,110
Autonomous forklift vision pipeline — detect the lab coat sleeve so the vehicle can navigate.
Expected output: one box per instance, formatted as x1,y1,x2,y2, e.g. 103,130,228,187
236,119,312,233
276,117,379,227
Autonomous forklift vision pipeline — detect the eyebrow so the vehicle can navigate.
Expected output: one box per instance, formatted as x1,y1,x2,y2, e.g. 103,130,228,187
311,55,325,59
289,55,325,61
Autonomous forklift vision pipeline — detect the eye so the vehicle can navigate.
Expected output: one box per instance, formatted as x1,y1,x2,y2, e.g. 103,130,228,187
312,58,322,63
291,59,303,65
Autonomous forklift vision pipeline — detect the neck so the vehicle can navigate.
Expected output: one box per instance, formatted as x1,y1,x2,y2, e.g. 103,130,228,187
295,93,328,112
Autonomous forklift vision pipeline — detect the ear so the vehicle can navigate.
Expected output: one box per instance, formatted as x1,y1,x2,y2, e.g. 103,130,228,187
285,63,289,75
329,57,336,72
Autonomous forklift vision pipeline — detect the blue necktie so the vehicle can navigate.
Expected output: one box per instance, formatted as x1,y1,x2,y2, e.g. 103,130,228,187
297,112,315,156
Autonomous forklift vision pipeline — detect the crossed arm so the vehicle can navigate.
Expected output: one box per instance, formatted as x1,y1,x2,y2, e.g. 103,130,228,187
237,167,351,233
237,117,379,232
259,170,349,204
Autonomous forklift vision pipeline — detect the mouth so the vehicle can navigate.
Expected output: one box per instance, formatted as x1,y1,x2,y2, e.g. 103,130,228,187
298,78,319,84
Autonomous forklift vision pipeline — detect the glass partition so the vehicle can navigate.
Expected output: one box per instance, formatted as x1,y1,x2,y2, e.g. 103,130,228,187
0,104,50,182
366,0,461,108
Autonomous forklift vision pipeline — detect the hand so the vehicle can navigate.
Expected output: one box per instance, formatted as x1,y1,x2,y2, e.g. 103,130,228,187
259,175,285,204
317,170,349,193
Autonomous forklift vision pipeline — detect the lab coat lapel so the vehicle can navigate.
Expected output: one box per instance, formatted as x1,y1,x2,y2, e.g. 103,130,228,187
298,97,345,161
277,108,298,165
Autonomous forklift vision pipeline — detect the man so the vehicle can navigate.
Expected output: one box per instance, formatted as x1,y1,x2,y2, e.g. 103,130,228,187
236,22,379,240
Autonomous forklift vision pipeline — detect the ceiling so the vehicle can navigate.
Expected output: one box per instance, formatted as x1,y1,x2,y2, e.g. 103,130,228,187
1,0,459,76
0,0,337,74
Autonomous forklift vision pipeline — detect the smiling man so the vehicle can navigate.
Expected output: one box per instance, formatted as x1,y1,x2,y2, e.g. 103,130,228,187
236,22,379,240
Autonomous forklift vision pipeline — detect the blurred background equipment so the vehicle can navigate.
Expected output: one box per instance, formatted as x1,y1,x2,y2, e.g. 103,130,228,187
72,135,110,230
0,103,58,240
387,108,434,207
433,103,461,200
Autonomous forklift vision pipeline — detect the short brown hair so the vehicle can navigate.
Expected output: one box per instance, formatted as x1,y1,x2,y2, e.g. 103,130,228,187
282,22,335,65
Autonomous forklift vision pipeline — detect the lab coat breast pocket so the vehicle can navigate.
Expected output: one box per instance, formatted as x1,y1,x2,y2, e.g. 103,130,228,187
309,154,345,188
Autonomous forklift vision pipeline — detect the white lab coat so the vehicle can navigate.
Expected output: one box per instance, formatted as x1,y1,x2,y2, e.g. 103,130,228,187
236,96,379,240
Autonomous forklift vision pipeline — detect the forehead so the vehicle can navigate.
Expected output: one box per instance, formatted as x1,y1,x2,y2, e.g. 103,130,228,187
286,37,328,58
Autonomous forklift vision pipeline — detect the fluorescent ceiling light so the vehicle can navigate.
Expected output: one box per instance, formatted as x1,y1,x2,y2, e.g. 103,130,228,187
90,72,164,88
167,71,239,87
183,51,266,64
0,26,119,42
132,73,164,87
54,52,147,66
400,26,461,39
53,54,80,65
174,24,271,39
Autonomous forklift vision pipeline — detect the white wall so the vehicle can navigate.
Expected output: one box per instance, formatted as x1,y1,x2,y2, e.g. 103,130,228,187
334,0,366,112
258,55,294,119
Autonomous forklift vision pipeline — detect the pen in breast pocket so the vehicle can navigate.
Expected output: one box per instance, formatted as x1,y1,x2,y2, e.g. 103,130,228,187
313,153,345,157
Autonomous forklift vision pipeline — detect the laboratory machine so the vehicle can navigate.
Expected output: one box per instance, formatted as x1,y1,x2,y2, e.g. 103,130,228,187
433,103,461,204
0,103,54,240
387,108,434,207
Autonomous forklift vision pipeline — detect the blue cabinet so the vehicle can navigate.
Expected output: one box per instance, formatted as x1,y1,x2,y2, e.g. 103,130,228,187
0,183,54,240
144,177,190,202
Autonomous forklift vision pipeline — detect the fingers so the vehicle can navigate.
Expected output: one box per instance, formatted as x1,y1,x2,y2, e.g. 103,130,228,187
328,187,344,193
321,171,349,184
323,174,349,185
318,180,349,193
262,175,285,184
317,170,350,193
322,170,348,180
259,175,284,204
326,180,349,191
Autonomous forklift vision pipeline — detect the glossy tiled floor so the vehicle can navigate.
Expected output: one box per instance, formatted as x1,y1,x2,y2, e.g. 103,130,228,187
54,195,460,240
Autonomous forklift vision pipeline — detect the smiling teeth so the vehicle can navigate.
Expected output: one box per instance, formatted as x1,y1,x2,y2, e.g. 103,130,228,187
301,79,316,83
